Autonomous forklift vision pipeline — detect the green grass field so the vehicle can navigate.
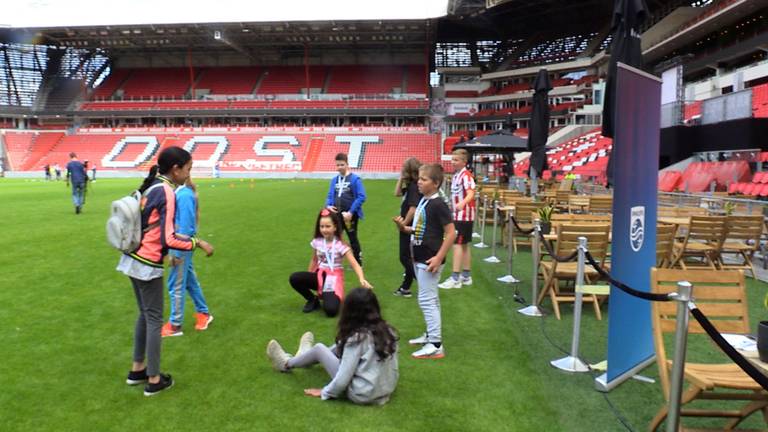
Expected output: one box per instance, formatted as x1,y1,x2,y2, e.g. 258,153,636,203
1,177,766,431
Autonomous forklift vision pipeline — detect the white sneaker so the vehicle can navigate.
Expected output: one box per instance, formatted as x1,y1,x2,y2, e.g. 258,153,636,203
408,334,429,345
266,340,292,372
438,277,462,290
412,343,445,359
296,331,314,357
460,275,473,286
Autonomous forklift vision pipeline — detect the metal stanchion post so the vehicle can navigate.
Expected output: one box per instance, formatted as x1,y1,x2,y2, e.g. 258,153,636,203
498,210,519,283
665,281,693,432
474,196,489,248
484,200,501,262
551,236,590,372
518,219,543,316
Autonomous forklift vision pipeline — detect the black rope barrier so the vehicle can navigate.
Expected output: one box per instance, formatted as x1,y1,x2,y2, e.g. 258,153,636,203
509,216,535,235
583,251,672,302
536,229,579,263
689,307,768,392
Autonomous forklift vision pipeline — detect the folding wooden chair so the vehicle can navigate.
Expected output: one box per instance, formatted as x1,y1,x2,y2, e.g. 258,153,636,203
568,195,590,214
671,216,727,270
537,223,610,320
720,215,765,278
649,268,768,431
656,223,677,268
510,201,547,252
589,195,613,214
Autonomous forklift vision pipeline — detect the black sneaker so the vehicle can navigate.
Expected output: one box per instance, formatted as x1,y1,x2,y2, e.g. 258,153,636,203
144,373,174,397
75,206,81,214
302,297,320,313
126,369,148,385
393,287,412,298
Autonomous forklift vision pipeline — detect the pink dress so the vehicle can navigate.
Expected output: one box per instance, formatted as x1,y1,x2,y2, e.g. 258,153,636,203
310,237,350,299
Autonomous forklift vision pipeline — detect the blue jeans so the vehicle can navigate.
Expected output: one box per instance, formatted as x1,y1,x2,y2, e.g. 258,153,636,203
167,250,209,326
71,182,85,208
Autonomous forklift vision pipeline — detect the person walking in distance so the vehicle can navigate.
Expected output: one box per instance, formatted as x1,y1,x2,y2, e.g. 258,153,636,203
65,153,88,214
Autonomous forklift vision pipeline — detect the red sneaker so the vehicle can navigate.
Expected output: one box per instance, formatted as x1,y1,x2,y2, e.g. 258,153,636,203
161,322,183,338
195,313,213,331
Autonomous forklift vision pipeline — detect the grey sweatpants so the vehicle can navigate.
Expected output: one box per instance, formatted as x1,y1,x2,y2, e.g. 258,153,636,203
415,262,443,343
286,343,340,377
130,277,164,377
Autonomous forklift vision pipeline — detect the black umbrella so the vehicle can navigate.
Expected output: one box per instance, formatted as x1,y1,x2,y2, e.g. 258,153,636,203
602,0,648,185
453,130,529,152
528,69,551,178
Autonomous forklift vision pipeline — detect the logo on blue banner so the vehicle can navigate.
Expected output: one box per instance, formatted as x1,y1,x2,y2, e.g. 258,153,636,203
630,206,645,252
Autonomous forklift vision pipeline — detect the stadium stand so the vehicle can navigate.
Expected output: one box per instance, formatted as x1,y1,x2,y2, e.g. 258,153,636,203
17,128,440,174
195,67,262,95
120,68,193,99
257,66,327,95
326,65,404,94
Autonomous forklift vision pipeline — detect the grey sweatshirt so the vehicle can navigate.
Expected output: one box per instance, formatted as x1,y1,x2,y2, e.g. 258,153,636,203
321,332,399,405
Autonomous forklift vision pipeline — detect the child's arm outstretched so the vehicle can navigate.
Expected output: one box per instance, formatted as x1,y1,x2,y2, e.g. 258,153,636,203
305,336,365,399
344,251,372,289
426,222,456,273
308,253,318,272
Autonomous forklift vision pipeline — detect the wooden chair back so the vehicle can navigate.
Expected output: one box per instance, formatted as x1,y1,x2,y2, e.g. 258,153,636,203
515,201,547,224
589,195,613,214
555,223,611,264
655,223,676,268
680,215,727,248
650,268,748,399
568,195,590,214
725,215,764,247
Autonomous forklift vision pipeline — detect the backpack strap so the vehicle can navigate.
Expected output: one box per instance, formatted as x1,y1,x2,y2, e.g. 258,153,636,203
137,182,167,234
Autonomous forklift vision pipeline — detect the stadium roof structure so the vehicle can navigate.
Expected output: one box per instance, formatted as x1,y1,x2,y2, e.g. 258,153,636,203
438,0,694,42
3,0,449,28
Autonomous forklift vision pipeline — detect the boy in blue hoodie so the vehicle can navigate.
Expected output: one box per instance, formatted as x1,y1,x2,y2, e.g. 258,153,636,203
325,153,366,266
162,178,213,337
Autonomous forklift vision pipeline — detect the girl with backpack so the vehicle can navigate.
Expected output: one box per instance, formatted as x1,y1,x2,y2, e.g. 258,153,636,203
266,287,399,405
116,147,214,396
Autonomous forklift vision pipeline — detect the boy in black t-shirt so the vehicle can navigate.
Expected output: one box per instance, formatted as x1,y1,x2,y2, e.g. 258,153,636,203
394,163,456,359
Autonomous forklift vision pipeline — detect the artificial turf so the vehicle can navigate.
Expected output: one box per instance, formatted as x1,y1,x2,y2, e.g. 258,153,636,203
1,177,766,431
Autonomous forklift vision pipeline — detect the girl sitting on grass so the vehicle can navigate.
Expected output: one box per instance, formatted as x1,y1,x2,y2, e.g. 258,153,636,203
289,208,372,317
266,288,399,405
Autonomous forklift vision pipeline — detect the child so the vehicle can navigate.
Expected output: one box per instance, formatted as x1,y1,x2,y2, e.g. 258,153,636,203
116,147,214,396
438,148,477,290
392,157,422,298
266,287,399,405
289,208,372,317
161,178,214,337
325,153,366,266
394,164,456,359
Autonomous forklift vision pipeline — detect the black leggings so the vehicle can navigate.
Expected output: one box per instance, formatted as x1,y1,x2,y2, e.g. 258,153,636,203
399,232,415,290
343,215,362,266
289,271,341,317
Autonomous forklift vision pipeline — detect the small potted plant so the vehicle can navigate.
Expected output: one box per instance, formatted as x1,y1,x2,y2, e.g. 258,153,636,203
537,204,554,234
723,201,736,216
758,294,768,362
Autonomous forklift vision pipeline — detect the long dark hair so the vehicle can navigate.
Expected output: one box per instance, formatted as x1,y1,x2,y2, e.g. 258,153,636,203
400,157,421,191
138,146,192,193
313,208,345,241
335,288,398,360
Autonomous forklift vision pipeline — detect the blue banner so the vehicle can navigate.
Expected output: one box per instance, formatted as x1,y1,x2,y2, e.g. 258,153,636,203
605,63,661,385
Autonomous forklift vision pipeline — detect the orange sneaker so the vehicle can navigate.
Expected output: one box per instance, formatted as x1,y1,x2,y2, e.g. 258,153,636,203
195,313,213,331
161,322,183,338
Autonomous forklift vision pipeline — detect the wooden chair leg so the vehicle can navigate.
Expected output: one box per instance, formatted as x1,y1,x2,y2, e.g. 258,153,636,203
550,285,561,320
591,294,602,321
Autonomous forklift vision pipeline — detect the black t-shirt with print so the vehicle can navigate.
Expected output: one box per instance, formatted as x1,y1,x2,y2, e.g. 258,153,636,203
400,181,422,218
412,197,453,264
